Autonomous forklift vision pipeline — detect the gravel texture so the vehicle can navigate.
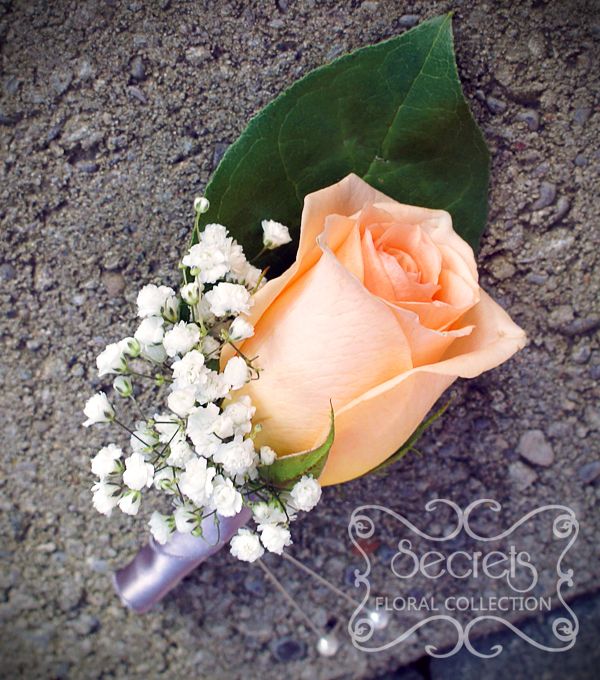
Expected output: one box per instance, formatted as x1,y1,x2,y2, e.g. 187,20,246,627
1,0,599,678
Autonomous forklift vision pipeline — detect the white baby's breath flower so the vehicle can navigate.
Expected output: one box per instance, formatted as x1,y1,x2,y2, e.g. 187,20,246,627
96,342,127,377
153,467,177,493
153,414,181,444
167,386,197,417
92,482,121,516
166,436,195,468
130,422,158,454
227,241,249,281
223,356,250,391
171,350,207,388
230,528,264,562
204,282,252,317
259,446,277,466
91,444,122,479
163,321,201,357
212,413,234,439
223,397,255,436
259,523,292,554
134,316,164,346
179,457,216,505
262,219,292,249
240,263,265,291
113,375,133,397
83,392,114,427
228,317,254,342
174,503,197,533
186,403,220,452
201,335,221,359
137,284,176,318
289,475,322,512
252,501,286,526
118,491,141,516
122,453,154,491
181,280,201,305
213,436,256,477
211,475,243,517
196,370,230,404
182,242,230,284
149,512,173,545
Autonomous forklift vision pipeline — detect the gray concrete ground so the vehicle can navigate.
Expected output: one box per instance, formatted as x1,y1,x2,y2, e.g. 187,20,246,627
0,0,599,678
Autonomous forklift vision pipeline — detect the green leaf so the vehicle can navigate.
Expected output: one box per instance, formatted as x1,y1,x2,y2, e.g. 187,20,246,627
371,398,453,475
199,14,489,276
258,406,335,489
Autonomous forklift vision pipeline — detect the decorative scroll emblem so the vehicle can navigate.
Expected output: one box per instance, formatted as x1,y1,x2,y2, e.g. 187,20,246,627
348,499,578,658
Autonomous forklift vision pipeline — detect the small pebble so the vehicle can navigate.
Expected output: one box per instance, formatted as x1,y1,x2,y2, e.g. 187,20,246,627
399,14,420,27
185,47,211,65
509,461,538,490
0,263,16,281
130,56,146,81
517,429,554,467
532,181,557,210
128,86,147,104
550,196,571,225
486,96,507,114
102,271,125,297
572,106,592,125
571,343,591,364
516,109,539,131
578,461,600,485
271,636,307,662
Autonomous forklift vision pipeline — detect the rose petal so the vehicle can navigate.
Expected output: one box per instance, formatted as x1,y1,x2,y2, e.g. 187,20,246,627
238,246,413,456
316,289,526,485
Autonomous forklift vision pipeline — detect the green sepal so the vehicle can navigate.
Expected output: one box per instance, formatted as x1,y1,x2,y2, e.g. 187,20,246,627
258,405,335,489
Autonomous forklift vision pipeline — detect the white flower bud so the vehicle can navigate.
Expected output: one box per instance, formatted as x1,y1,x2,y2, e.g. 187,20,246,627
181,281,201,305
113,375,133,398
228,317,254,342
261,219,292,250
162,294,180,323
121,337,141,357
194,196,210,214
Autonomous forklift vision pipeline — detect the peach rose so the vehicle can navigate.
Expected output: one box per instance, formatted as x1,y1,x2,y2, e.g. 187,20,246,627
225,175,526,486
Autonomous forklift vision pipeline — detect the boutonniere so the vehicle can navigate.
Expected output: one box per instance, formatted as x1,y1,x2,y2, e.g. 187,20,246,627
84,14,525,651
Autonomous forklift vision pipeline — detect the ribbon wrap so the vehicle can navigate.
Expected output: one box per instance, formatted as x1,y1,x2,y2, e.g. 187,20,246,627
113,507,252,612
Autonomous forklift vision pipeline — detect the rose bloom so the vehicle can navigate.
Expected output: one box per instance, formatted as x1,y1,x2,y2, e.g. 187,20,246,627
224,175,526,486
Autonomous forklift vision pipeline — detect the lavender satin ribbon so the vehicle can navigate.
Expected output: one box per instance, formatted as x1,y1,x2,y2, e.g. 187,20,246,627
113,507,252,613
